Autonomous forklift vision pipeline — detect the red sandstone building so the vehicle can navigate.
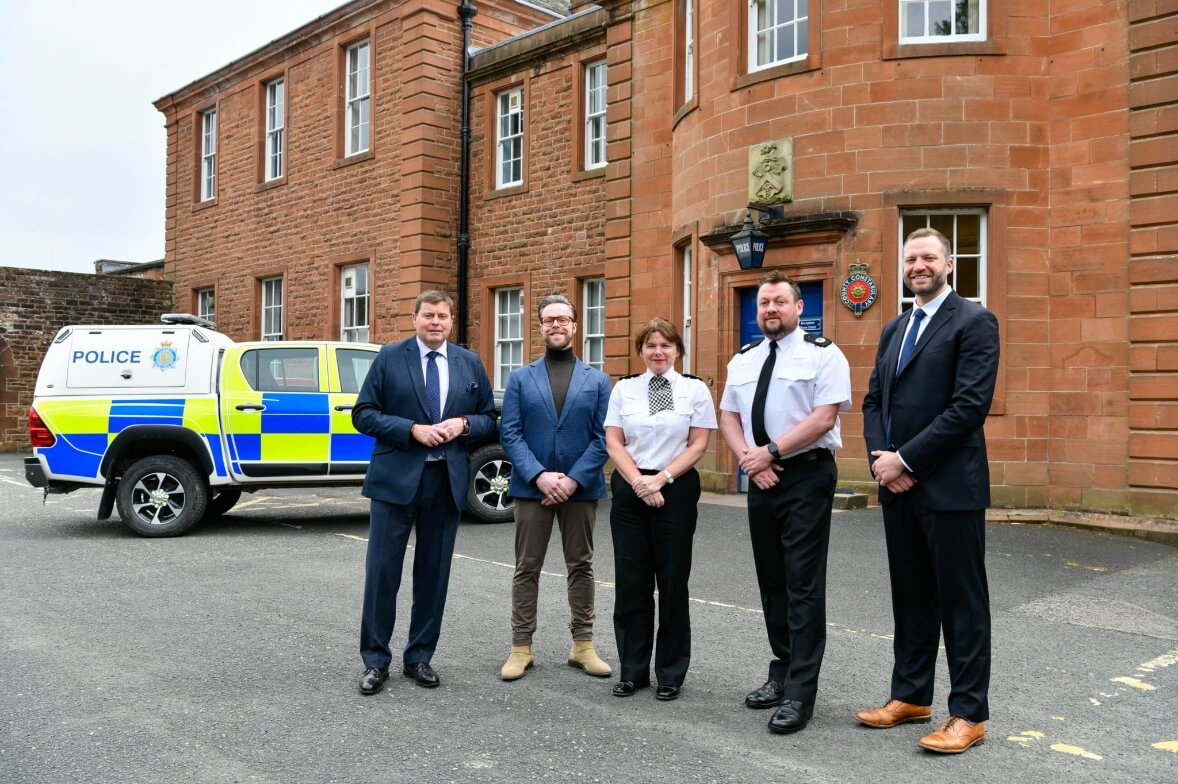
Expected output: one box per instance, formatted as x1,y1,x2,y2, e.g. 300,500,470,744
154,0,1177,518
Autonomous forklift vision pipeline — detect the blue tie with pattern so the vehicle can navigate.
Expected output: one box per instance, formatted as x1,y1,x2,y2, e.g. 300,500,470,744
426,350,443,459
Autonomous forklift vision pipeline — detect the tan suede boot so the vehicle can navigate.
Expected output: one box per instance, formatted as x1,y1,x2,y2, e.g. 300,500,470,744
500,645,533,681
568,641,612,677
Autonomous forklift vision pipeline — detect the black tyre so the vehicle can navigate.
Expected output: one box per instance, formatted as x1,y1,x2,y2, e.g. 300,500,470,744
115,455,209,537
204,488,243,518
465,444,514,523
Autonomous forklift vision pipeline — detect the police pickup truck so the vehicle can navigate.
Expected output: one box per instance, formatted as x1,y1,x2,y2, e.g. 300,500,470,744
24,315,513,536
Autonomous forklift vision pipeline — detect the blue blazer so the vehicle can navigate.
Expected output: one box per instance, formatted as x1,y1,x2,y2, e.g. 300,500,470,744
862,291,999,511
499,356,611,500
352,337,497,511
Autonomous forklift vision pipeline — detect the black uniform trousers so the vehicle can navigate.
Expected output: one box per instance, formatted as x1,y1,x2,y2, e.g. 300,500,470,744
610,467,701,688
747,451,837,705
882,494,990,722
360,462,460,669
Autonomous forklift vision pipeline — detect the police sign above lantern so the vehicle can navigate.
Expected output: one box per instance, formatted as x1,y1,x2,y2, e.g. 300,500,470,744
730,211,769,270
840,261,878,317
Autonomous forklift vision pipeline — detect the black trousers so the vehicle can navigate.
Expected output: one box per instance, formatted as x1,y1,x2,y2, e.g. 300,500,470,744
747,453,837,705
610,468,700,688
360,462,460,669
883,495,990,722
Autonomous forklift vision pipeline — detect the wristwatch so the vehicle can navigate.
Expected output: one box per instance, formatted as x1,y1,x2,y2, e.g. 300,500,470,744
766,441,781,459
460,416,470,436
663,470,675,484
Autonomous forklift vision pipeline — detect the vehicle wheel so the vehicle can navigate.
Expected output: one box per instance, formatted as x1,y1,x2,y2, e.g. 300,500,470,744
466,444,514,523
204,488,243,518
115,455,209,537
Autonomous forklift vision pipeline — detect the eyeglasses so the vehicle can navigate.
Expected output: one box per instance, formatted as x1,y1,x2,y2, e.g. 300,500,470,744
540,316,573,327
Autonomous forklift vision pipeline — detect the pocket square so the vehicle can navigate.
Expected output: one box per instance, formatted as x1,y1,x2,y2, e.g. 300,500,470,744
466,381,479,393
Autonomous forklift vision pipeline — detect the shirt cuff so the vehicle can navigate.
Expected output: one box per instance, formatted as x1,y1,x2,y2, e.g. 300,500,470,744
896,451,913,472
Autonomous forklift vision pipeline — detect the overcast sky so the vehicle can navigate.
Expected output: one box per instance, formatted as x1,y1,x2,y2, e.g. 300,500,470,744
0,0,343,274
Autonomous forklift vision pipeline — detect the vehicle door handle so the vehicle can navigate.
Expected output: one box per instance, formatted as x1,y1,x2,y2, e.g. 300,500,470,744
235,404,265,412
333,404,354,412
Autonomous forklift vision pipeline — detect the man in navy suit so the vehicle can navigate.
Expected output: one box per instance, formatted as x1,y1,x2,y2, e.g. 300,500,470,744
498,294,613,681
351,290,496,695
859,228,999,753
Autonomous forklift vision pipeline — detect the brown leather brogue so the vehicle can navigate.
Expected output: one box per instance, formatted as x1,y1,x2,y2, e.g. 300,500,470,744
917,716,985,753
855,699,933,728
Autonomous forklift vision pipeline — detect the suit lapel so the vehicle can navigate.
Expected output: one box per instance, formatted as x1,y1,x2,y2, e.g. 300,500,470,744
528,359,559,424
901,292,958,376
404,340,430,418
557,361,590,427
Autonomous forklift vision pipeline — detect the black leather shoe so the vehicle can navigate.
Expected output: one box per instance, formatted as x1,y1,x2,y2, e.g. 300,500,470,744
655,685,681,701
402,662,440,688
359,667,389,695
768,700,814,734
612,681,648,697
745,679,786,709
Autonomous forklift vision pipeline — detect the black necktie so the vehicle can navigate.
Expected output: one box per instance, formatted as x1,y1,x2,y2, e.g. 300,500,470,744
649,374,673,415
751,340,777,447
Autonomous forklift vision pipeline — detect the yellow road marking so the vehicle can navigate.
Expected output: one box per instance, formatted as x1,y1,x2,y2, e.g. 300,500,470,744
1110,676,1155,691
1137,649,1178,674
231,496,273,510
1050,743,1102,761
1063,561,1108,572
1051,716,1065,721
1153,740,1178,753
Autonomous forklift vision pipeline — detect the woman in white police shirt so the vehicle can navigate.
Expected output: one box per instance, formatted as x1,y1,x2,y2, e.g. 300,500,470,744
604,317,716,702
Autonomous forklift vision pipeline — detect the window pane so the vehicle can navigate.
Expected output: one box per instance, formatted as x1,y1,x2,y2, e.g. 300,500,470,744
956,214,981,254
955,258,979,297
929,0,952,35
903,1,924,37
929,213,955,238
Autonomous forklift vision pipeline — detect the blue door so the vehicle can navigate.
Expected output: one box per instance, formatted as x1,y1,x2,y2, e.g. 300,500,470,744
736,282,824,491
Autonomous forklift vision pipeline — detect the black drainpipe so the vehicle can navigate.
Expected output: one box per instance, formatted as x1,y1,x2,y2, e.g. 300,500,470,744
456,0,477,346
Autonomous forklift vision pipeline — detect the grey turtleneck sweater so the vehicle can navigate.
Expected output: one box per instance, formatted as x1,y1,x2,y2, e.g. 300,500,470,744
544,346,576,417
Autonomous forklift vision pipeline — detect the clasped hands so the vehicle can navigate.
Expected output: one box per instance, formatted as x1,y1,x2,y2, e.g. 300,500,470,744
630,473,668,508
411,417,467,449
536,471,578,506
738,445,784,491
870,450,917,493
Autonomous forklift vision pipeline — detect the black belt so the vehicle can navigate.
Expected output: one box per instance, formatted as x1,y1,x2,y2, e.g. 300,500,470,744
773,448,833,468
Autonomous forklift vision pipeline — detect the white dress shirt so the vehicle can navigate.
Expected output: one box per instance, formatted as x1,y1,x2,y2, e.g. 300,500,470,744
604,368,717,470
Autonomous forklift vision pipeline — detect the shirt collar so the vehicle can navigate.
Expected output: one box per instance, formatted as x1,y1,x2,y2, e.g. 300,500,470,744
416,338,447,359
915,287,952,320
641,367,681,385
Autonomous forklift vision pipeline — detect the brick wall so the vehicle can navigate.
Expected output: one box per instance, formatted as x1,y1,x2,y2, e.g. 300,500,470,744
1127,0,1178,515
0,267,174,451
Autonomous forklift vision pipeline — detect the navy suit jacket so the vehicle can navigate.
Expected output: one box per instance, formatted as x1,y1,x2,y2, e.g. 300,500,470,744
499,355,611,500
862,291,999,511
352,337,497,511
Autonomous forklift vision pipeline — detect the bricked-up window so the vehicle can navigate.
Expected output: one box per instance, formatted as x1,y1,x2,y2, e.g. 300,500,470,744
899,210,987,311
265,79,285,181
496,89,524,188
899,0,985,43
683,0,695,102
340,263,369,342
200,109,217,202
197,288,215,326
494,287,524,388
261,277,284,341
582,278,605,371
749,0,809,72
584,63,608,170
345,41,371,156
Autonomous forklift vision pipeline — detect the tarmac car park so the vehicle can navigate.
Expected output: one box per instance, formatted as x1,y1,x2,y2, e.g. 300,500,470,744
24,315,513,536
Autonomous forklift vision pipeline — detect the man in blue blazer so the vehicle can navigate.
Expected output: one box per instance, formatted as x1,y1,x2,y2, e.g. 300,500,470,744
351,290,496,696
498,294,613,681
859,228,999,753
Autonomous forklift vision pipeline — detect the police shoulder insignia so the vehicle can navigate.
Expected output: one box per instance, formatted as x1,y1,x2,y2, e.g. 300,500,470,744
739,338,765,354
804,334,832,347
682,373,702,381
619,373,642,380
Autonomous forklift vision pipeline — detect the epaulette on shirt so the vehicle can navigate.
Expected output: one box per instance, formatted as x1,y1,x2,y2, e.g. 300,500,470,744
804,333,833,347
739,338,765,353
620,373,642,380
682,373,702,381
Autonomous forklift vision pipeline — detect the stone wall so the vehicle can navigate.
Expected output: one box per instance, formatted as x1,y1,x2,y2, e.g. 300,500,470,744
0,267,174,451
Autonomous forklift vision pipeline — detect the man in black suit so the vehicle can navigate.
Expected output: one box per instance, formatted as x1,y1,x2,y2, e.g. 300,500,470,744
858,228,999,753
351,290,497,696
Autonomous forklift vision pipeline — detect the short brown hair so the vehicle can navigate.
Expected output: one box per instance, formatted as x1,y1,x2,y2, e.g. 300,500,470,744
757,270,801,301
633,317,685,356
414,290,455,314
905,227,952,257
536,293,577,322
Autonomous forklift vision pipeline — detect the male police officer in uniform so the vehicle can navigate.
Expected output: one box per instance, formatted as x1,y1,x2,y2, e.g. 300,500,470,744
719,270,851,734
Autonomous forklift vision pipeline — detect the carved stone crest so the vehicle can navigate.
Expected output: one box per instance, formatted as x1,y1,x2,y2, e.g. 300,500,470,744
749,139,793,204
